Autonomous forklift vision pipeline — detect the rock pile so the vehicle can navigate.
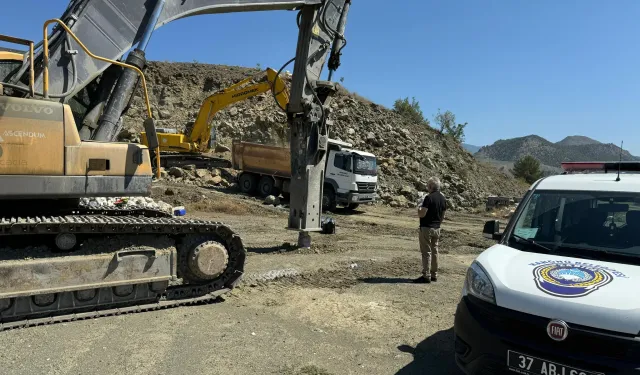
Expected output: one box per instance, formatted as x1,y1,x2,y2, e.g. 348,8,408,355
121,62,527,210
489,204,519,220
80,197,173,214
162,164,235,188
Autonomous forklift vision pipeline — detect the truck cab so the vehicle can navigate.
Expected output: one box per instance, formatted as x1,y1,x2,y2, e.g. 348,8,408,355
323,139,378,211
454,161,640,375
232,139,377,212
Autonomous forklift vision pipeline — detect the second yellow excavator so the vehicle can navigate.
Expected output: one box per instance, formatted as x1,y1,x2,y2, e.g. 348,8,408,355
140,67,289,169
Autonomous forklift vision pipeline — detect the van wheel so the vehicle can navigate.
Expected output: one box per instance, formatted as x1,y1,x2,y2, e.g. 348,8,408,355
238,173,257,194
347,203,360,210
322,187,337,212
258,176,276,197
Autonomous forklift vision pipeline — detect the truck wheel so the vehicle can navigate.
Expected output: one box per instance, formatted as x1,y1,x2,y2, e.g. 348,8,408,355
322,187,337,212
238,173,258,194
347,203,360,210
258,176,276,197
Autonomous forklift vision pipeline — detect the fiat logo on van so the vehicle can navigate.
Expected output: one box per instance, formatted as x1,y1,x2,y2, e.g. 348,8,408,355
547,320,569,341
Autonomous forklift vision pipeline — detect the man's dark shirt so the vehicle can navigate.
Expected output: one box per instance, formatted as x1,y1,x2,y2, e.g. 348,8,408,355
420,191,447,228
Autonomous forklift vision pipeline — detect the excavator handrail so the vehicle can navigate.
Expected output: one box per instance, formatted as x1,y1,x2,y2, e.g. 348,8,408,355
0,34,35,97
41,19,153,121
42,18,161,179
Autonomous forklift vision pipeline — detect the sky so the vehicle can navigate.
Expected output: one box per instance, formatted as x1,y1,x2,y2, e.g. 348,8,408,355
2,0,640,154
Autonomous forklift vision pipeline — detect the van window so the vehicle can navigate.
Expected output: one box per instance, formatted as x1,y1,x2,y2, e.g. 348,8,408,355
511,190,640,257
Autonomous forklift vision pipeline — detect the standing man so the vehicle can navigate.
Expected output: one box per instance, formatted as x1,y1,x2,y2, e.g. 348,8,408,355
414,177,447,284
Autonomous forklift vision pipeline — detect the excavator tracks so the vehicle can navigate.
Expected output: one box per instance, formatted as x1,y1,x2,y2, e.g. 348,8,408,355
159,153,233,170
0,213,246,332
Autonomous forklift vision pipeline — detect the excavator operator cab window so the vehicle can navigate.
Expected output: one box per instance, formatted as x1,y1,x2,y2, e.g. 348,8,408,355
0,59,21,82
0,49,24,83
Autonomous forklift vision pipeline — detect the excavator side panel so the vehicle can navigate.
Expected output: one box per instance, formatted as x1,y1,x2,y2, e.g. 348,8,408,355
64,142,153,176
0,96,64,175
63,102,153,178
0,96,152,198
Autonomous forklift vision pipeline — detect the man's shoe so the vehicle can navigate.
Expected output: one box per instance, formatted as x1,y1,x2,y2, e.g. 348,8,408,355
431,275,438,282
413,276,430,284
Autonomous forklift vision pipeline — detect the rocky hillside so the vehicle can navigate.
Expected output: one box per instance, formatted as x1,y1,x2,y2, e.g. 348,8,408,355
120,61,526,210
462,143,482,154
476,134,638,169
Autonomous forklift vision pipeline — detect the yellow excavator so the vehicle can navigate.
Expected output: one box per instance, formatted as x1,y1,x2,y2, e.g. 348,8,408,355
140,67,290,169
0,0,350,330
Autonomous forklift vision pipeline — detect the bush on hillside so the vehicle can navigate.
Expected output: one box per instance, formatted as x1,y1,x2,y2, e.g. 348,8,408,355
393,97,429,126
512,155,543,183
433,109,467,143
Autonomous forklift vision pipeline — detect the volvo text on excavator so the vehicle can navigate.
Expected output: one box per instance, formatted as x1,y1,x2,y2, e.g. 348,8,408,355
139,67,290,170
0,0,351,329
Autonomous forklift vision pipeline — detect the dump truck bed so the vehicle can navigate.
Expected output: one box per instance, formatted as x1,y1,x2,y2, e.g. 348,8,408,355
231,141,292,178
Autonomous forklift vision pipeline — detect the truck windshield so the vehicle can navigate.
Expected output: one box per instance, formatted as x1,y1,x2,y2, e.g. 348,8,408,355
354,155,377,176
510,190,640,260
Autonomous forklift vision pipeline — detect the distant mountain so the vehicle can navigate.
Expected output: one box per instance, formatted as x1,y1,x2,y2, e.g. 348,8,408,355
462,143,482,154
555,135,601,147
476,134,638,171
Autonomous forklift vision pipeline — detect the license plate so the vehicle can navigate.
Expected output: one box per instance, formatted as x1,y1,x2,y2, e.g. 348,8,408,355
359,194,374,200
507,350,604,375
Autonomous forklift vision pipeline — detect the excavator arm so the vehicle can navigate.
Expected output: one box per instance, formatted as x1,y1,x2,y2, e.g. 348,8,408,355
139,67,289,171
181,67,289,153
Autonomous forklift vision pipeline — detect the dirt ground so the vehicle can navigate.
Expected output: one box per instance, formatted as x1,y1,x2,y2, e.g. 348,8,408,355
0,184,498,375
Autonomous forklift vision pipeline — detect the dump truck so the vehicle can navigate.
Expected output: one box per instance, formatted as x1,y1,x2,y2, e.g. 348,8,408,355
232,139,378,211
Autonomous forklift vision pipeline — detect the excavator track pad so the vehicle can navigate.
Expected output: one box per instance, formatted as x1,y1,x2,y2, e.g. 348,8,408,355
0,213,246,331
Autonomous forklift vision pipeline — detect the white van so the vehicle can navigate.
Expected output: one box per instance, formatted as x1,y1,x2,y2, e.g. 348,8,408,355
454,161,640,375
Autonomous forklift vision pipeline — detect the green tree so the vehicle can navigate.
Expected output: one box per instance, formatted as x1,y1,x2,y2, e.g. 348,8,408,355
512,155,543,183
433,109,467,143
393,97,429,126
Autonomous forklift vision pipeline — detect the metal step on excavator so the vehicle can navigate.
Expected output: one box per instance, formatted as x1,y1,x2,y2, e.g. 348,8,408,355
0,0,351,330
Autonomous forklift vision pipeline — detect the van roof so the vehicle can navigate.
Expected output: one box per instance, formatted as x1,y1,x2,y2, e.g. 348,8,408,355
534,173,640,192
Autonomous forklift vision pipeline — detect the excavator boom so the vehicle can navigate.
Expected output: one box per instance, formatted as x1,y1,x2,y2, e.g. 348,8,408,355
7,0,320,102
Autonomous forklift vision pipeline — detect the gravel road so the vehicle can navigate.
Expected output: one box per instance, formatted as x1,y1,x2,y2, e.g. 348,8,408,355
0,185,496,375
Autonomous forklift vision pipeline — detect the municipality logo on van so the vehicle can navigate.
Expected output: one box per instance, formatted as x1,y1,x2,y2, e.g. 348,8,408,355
529,260,628,298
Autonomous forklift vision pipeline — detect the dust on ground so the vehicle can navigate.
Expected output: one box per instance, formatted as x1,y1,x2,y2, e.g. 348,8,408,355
0,183,498,375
